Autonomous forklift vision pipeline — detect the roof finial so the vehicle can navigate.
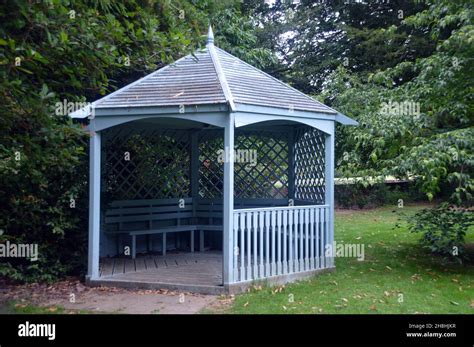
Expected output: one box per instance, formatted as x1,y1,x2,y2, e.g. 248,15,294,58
207,24,214,45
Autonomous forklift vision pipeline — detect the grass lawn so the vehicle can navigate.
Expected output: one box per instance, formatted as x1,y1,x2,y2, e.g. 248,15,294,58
0,301,93,314
228,205,474,314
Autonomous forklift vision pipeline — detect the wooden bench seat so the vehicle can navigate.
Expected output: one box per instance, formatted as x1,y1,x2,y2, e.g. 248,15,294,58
105,198,290,258
105,198,222,258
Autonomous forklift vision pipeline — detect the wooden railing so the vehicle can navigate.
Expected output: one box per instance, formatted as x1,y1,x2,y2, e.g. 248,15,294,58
232,205,331,283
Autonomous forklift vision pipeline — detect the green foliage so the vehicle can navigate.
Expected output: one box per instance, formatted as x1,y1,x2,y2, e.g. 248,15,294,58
252,0,473,260
212,8,277,70
0,0,271,282
252,0,432,94
324,0,474,207
319,0,474,260
407,204,474,262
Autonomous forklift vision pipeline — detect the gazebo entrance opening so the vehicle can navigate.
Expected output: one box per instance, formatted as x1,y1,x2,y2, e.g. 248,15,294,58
98,118,331,293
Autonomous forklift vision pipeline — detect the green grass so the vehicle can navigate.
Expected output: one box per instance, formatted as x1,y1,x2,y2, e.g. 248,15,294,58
228,205,474,314
1,302,67,314
0,301,97,314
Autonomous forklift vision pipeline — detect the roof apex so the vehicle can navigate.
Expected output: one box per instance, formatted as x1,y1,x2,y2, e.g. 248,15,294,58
206,25,214,45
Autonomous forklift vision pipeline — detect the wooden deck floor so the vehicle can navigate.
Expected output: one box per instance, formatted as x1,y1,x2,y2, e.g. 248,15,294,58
96,251,223,294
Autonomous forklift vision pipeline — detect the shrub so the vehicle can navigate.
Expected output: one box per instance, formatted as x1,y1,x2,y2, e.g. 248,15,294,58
406,203,474,263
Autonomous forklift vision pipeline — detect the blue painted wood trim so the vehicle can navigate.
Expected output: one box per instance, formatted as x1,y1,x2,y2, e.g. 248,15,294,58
324,128,335,267
288,129,295,201
234,111,334,135
234,103,336,119
87,131,101,280
89,112,229,132
335,112,359,126
94,104,229,117
223,112,235,284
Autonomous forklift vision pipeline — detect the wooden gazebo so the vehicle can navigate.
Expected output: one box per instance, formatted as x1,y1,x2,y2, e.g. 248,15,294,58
72,27,357,294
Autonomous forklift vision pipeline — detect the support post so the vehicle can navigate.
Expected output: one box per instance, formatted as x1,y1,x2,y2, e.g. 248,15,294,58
223,113,235,285
324,128,335,268
87,130,101,280
288,128,295,204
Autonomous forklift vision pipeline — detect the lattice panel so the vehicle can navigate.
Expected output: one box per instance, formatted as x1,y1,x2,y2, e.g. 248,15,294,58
103,127,191,201
197,129,289,199
198,130,224,198
294,127,326,203
101,125,321,203
234,130,288,199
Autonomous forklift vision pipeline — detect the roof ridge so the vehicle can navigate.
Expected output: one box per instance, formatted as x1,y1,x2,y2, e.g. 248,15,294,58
214,47,336,114
207,44,235,111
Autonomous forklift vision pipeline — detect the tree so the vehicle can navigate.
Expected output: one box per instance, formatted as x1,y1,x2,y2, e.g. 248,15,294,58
321,0,473,260
250,0,432,94
250,0,473,260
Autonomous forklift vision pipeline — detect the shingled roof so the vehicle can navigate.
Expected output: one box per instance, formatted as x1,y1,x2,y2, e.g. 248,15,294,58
88,27,337,115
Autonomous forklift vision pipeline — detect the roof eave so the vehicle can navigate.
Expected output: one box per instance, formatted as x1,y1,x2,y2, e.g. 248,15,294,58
233,102,337,120
335,112,359,126
69,104,94,119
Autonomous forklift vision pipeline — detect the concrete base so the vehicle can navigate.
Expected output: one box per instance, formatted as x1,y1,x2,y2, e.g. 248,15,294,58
86,277,225,295
87,267,336,296
225,267,336,294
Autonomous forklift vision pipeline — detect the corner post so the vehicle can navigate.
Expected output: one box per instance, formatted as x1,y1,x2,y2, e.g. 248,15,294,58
288,128,295,203
223,113,235,286
87,129,101,280
324,125,335,268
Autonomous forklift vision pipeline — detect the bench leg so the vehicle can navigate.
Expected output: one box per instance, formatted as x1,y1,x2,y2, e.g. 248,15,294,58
116,234,121,255
131,235,136,259
162,232,167,256
147,235,152,252
200,230,204,252
190,230,194,253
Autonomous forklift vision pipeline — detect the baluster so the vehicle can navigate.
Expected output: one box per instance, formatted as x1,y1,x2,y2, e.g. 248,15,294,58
265,211,270,277
305,208,309,271
239,212,245,281
253,211,258,279
325,206,330,268
288,209,294,273
246,211,252,280
310,208,315,270
282,209,288,274
299,208,304,272
315,208,320,269
276,210,282,275
271,210,276,276
233,212,239,281
294,208,299,271
259,211,264,278
321,207,325,269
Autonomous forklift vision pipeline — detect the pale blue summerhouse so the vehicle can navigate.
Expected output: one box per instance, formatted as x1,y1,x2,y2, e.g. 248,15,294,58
72,27,357,294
